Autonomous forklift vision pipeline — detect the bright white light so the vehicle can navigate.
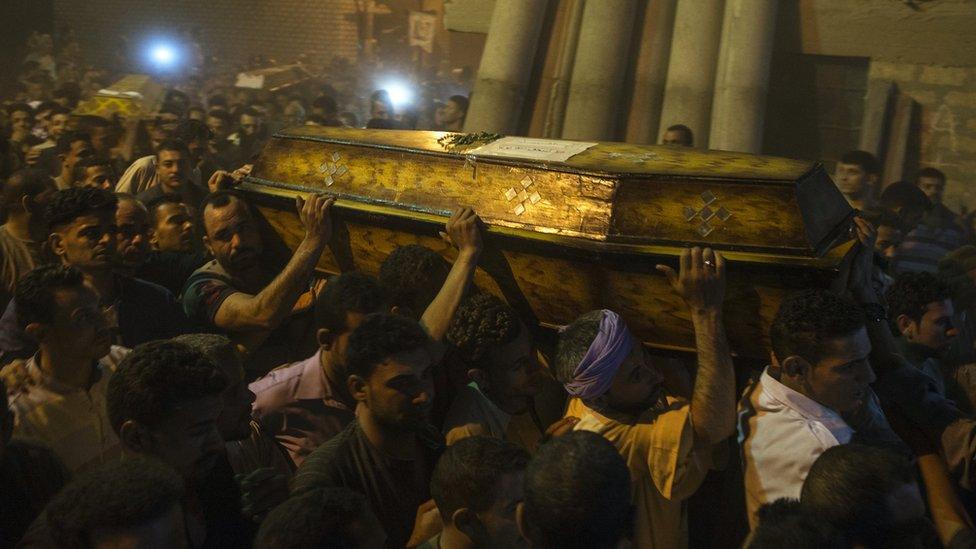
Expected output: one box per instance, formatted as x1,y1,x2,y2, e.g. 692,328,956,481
382,81,413,108
150,44,176,66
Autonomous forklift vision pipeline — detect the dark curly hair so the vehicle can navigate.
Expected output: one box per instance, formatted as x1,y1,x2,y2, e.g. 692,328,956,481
431,436,529,520
345,313,430,380
522,431,632,548
885,272,950,332
45,457,184,549
800,443,915,547
255,487,371,549
770,290,865,364
107,340,227,434
45,186,117,231
378,244,451,320
314,271,389,334
446,292,521,370
14,264,86,329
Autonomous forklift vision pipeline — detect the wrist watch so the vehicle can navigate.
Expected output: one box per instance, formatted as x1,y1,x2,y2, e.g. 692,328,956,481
862,302,887,324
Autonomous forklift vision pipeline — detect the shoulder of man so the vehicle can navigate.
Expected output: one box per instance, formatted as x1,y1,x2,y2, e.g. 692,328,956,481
290,420,360,496
249,359,309,410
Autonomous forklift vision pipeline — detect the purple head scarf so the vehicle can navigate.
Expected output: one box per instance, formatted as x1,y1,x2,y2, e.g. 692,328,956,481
563,310,636,400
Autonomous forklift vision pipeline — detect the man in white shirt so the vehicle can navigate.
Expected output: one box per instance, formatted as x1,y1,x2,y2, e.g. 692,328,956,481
738,288,892,527
8,264,128,473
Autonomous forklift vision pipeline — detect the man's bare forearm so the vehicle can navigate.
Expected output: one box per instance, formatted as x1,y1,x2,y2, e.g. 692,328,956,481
215,237,325,332
689,309,736,445
420,249,479,342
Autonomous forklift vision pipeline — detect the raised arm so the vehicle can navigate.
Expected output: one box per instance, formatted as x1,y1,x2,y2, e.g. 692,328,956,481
842,217,902,374
657,247,736,446
420,207,483,342
213,194,334,332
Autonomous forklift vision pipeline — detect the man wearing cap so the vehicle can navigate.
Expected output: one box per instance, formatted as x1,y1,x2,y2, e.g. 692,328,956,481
552,247,735,549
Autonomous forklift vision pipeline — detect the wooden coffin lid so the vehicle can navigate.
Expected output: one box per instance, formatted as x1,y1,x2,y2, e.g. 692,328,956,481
247,127,853,265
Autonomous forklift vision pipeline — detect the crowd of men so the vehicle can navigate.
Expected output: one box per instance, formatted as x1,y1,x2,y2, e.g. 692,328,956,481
3,29,976,549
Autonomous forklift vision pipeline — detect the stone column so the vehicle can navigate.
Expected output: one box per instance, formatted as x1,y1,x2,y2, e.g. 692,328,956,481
561,0,640,141
625,0,678,144
658,0,725,147
708,0,778,152
463,0,549,134
540,0,585,138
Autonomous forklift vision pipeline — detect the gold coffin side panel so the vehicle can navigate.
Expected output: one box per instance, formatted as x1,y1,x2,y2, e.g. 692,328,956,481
244,128,854,359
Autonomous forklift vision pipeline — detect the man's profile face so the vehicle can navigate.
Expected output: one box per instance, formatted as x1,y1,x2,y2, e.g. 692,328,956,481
361,347,434,430
213,349,255,442
917,176,945,205
875,225,903,260
143,395,226,482
800,327,875,414
152,202,195,253
475,471,525,549
325,311,369,369
206,116,228,141
156,149,189,190
64,139,94,173
441,100,465,125
10,110,31,133
52,211,118,271
115,200,151,270
904,300,957,352
661,129,691,146
606,340,666,415
49,113,70,140
41,285,113,362
479,323,545,415
203,198,264,273
835,162,873,200
89,127,116,157
81,165,114,190
240,114,260,136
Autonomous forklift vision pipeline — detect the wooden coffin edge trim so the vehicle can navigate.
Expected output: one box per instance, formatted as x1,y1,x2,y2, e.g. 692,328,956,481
239,178,854,270
270,130,810,183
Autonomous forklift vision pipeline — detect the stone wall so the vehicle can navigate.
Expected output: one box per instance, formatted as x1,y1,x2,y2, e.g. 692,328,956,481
869,61,976,212
53,0,359,68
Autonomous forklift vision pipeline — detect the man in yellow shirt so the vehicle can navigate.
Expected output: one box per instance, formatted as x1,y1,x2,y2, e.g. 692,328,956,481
553,247,736,549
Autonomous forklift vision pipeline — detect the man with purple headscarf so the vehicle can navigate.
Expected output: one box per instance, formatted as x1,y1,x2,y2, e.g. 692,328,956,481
553,247,735,549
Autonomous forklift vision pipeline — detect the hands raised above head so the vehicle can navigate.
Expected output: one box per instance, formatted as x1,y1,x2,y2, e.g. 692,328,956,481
440,207,484,257
656,247,726,314
295,193,335,246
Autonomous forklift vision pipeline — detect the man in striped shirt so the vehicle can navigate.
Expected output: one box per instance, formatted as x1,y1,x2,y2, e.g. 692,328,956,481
894,168,965,274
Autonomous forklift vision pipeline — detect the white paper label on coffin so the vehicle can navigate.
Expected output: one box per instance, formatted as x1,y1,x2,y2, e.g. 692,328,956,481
467,137,598,163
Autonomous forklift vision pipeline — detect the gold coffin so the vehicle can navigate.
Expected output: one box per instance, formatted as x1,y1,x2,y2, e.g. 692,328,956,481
73,74,165,120
235,64,314,92
242,128,854,359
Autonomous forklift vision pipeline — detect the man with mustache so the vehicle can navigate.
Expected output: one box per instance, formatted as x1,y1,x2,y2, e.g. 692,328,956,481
738,219,907,532
0,187,187,363
553,247,736,549
135,139,206,210
293,313,443,549
125,195,206,297
182,190,334,379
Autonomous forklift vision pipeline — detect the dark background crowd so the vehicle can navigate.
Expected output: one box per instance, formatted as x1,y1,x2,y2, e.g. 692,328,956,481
3,23,976,549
